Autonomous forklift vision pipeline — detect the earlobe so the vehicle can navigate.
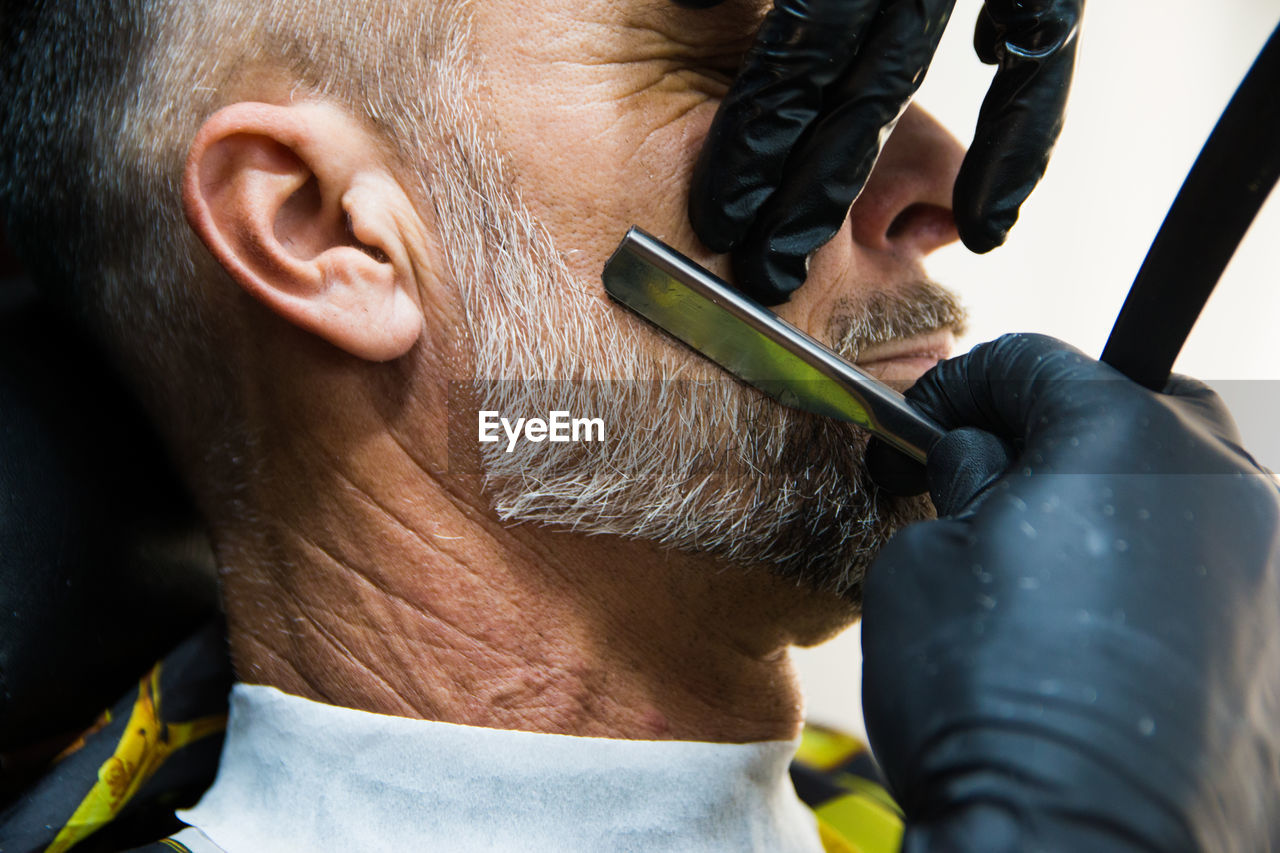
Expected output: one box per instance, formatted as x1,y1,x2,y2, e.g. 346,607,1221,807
183,102,424,361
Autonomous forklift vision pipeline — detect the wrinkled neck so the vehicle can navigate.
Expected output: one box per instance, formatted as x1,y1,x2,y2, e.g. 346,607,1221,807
212,434,826,743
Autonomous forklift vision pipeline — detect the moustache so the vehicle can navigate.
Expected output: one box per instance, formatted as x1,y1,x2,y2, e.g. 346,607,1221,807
825,280,968,361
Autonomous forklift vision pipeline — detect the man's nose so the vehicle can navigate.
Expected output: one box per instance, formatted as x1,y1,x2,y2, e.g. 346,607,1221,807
846,105,964,257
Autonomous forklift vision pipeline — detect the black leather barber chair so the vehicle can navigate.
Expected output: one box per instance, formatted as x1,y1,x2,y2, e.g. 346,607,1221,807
0,236,228,849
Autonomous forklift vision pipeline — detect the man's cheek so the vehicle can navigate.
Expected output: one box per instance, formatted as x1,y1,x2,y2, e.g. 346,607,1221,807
545,99,723,287
601,96,732,276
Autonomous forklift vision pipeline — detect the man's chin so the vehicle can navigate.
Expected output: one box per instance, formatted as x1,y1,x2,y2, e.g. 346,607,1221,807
476,373,934,622
734,405,936,601
756,482,936,615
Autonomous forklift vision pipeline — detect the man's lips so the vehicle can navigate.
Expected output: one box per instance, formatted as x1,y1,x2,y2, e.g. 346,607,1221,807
854,330,956,387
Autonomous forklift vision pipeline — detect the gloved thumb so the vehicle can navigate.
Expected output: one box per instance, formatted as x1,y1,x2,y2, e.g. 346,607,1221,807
925,426,1015,516
866,427,1014,516
866,436,929,497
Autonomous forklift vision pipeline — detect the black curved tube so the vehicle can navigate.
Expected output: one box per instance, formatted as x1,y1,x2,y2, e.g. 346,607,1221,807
1102,20,1280,390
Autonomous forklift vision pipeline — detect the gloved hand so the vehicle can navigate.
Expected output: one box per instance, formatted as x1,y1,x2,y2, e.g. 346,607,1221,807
860,334,1280,851
673,0,1082,304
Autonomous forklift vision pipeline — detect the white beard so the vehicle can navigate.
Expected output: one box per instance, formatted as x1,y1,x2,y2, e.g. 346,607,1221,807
422,84,956,606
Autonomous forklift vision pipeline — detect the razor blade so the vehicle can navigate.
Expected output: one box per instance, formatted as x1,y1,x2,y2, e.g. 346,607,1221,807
601,227,945,464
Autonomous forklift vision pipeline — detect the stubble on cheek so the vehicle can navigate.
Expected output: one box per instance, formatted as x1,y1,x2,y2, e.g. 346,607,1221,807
436,12,939,607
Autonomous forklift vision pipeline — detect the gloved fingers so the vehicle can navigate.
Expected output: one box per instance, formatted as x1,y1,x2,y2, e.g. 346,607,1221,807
1158,379,1280,487
729,0,958,302
972,5,1000,65
926,426,1015,516
952,48,1075,251
1159,373,1256,463
902,333,1105,445
1161,373,1236,421
908,337,1270,485
687,0,880,255
972,0,1077,65
953,0,1081,252
1160,373,1216,399
866,425,1013,514
731,0,958,302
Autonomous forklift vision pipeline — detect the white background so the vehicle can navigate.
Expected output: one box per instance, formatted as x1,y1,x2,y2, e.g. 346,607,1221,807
795,0,1280,740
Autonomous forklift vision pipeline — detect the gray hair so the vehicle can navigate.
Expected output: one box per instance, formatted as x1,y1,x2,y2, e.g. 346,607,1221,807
1,0,941,602
0,0,473,501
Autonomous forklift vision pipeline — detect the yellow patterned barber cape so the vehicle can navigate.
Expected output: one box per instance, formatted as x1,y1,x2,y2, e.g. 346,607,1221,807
792,724,904,853
0,622,903,853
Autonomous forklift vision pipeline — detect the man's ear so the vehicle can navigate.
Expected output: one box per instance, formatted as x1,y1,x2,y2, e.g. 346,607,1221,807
183,101,424,361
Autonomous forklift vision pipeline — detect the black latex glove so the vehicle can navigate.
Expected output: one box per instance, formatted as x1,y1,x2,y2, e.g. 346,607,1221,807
674,0,1082,304
861,334,1280,850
